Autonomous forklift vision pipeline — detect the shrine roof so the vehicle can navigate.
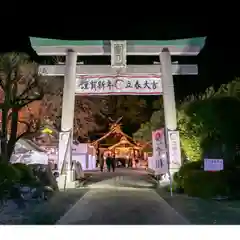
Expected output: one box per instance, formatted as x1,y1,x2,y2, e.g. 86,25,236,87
108,136,140,150
92,125,134,146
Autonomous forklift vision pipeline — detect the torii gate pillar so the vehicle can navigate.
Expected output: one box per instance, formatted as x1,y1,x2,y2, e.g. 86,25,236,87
57,50,77,189
160,48,182,176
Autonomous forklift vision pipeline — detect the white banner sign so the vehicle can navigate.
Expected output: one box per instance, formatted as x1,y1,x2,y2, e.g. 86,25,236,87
168,131,181,169
152,129,168,174
204,159,224,171
75,75,162,95
58,131,71,172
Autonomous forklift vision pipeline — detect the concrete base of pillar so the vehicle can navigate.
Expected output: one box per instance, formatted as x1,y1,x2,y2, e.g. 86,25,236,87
157,169,179,186
158,169,180,188
57,170,76,190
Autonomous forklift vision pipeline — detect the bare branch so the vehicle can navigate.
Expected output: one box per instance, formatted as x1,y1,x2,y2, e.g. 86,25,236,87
18,119,30,127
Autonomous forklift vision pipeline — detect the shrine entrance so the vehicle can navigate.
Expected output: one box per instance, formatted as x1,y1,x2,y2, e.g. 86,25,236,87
92,117,147,169
56,45,184,188
32,39,202,189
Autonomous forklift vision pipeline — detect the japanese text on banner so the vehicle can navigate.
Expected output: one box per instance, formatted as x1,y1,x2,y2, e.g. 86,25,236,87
75,76,162,95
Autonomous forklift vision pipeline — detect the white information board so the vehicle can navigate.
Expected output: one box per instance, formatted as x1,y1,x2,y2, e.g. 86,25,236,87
204,159,224,171
72,143,88,154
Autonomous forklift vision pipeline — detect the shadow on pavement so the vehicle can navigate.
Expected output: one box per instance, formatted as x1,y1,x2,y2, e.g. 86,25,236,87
22,189,88,225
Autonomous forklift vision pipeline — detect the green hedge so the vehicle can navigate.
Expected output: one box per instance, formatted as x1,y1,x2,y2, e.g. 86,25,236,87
12,163,36,185
0,163,21,198
0,162,39,199
174,161,240,198
173,161,203,189
184,170,230,198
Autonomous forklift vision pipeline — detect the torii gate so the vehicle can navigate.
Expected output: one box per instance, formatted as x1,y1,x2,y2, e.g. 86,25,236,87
31,38,205,189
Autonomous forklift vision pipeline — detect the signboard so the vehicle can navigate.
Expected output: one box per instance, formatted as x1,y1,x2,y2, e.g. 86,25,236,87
75,75,162,95
58,131,71,172
72,143,88,155
152,129,168,174
204,159,224,171
167,131,181,169
111,40,127,68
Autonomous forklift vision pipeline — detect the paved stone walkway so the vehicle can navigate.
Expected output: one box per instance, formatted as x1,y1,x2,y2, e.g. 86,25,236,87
57,169,189,225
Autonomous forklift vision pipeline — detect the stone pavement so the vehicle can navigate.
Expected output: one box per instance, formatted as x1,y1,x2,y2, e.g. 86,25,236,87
22,189,89,224
157,189,240,224
57,169,189,225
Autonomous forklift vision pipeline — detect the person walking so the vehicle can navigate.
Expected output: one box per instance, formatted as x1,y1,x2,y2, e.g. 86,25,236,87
99,153,104,172
111,154,116,172
106,153,112,172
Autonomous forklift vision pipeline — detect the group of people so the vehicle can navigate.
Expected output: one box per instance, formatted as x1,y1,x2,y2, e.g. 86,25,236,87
99,153,116,172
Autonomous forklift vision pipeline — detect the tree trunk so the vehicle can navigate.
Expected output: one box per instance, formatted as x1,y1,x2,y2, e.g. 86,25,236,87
1,107,9,163
7,110,18,160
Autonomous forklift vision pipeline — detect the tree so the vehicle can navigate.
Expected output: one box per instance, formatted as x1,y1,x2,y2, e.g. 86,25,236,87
133,108,165,142
178,78,240,162
0,90,43,146
40,90,149,140
133,122,152,142
0,53,44,162
37,77,109,140
133,78,240,162
179,96,240,162
17,76,155,141
99,96,150,135
16,101,45,136
38,76,63,131
74,96,107,140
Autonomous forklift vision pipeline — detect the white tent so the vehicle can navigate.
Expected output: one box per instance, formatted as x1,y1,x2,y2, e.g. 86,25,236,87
10,139,49,165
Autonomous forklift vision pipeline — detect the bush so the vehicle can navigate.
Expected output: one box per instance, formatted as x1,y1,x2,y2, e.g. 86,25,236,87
178,96,240,164
224,168,240,197
12,163,36,185
30,164,59,191
184,170,231,198
0,163,21,199
174,161,203,189
174,160,240,198
173,161,237,198
165,181,180,193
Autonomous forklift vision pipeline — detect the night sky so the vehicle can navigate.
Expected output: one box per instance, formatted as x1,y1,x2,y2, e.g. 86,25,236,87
1,18,239,100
